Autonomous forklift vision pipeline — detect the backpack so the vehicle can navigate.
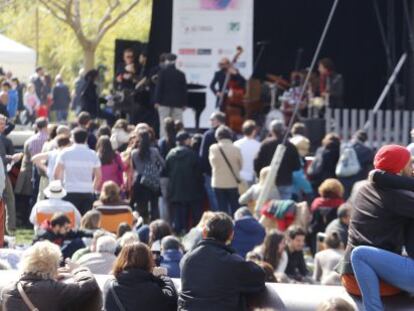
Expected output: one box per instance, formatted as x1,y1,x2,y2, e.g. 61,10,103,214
140,160,161,193
335,144,361,177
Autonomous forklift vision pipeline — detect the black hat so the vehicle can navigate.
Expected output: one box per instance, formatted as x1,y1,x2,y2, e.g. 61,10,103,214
176,131,190,142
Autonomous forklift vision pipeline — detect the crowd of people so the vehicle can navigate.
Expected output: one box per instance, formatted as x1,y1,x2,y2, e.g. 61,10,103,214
0,60,411,311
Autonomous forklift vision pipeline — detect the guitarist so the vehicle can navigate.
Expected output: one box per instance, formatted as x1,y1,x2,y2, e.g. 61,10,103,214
318,58,344,108
210,57,246,111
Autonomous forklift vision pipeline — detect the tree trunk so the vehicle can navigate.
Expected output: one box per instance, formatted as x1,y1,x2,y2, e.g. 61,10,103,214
83,47,96,72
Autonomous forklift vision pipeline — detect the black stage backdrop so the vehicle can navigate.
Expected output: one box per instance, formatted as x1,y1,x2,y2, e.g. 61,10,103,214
147,0,409,110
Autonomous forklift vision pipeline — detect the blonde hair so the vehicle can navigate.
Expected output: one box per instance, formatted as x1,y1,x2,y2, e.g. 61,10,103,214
20,241,61,279
119,231,139,248
196,211,215,228
290,135,310,157
81,210,102,230
99,181,121,204
259,166,271,185
318,178,344,199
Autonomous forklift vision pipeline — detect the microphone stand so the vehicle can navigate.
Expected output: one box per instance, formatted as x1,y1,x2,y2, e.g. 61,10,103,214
252,42,268,79
255,0,340,215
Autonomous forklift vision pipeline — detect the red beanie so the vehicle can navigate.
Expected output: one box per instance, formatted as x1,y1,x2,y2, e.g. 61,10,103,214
374,145,411,174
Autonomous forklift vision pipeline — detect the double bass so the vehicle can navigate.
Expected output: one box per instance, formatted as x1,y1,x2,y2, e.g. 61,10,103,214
217,46,246,133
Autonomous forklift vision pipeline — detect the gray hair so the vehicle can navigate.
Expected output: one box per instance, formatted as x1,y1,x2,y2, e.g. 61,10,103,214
20,241,61,280
215,125,233,141
56,124,70,136
234,206,252,220
210,111,226,124
270,120,286,138
96,236,117,254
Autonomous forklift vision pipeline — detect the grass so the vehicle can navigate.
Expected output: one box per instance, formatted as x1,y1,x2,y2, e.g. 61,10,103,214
15,229,34,246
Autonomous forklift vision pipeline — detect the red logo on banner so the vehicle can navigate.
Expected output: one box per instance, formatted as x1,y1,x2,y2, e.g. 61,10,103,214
179,49,197,55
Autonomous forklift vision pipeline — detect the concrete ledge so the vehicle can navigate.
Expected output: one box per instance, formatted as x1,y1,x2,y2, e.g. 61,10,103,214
0,271,412,310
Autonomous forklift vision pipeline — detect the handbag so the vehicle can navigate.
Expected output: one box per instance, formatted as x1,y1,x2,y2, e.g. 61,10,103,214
17,282,39,311
218,146,248,195
140,159,160,193
109,279,126,311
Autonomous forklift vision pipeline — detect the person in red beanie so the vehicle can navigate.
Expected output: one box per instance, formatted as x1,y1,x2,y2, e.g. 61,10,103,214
338,144,414,297
373,144,412,174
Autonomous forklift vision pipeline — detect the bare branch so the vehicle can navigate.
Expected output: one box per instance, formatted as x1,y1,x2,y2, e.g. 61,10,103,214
70,0,90,47
38,0,68,24
98,0,121,31
95,0,140,44
47,0,66,13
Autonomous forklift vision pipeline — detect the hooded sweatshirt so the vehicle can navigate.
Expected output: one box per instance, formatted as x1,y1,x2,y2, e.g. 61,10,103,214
231,216,266,258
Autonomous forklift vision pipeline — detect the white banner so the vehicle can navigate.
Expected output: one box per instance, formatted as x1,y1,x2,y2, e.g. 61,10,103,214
172,0,254,128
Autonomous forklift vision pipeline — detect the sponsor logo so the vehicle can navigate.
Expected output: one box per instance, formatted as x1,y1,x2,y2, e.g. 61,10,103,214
197,49,212,55
200,0,238,10
179,48,197,55
218,48,234,55
183,25,214,34
228,22,240,32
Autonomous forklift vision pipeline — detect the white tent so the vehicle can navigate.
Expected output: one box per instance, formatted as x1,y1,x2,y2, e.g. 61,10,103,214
0,34,36,82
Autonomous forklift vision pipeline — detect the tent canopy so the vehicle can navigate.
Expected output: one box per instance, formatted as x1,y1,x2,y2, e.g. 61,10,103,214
0,34,36,82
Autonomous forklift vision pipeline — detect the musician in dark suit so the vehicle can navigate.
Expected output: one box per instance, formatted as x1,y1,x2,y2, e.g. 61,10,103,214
154,53,188,138
318,58,344,108
116,48,140,90
210,58,246,109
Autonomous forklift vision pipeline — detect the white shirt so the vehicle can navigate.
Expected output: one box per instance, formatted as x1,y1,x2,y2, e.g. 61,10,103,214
313,248,344,285
47,149,60,181
234,137,261,182
277,251,288,274
56,144,101,193
29,198,82,230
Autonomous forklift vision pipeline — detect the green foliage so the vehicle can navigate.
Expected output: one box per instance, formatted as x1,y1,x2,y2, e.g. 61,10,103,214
16,228,34,246
0,0,152,85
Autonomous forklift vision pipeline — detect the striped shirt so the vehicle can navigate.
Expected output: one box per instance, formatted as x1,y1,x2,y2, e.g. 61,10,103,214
56,144,101,193
27,131,49,156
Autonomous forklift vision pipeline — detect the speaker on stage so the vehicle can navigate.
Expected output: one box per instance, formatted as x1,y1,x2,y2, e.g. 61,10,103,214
303,118,326,153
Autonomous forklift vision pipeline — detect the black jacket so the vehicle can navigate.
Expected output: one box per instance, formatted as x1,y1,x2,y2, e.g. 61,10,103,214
179,239,265,311
165,146,203,203
103,268,177,311
199,127,217,176
339,176,414,275
285,248,308,281
81,81,99,117
52,83,71,111
210,70,246,107
325,73,344,108
307,143,340,188
369,171,414,258
155,65,187,108
2,268,100,311
254,138,301,186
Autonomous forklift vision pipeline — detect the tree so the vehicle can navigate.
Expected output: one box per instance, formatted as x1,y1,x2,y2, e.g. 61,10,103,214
38,0,141,71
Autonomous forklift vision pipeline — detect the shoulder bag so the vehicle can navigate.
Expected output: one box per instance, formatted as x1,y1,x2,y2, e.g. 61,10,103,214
218,146,248,195
17,282,39,311
109,279,126,311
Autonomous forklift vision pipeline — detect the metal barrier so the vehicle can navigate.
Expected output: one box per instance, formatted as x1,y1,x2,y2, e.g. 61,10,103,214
325,108,413,148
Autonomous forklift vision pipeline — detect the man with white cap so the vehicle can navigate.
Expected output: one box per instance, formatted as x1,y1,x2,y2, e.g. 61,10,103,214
29,180,82,233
